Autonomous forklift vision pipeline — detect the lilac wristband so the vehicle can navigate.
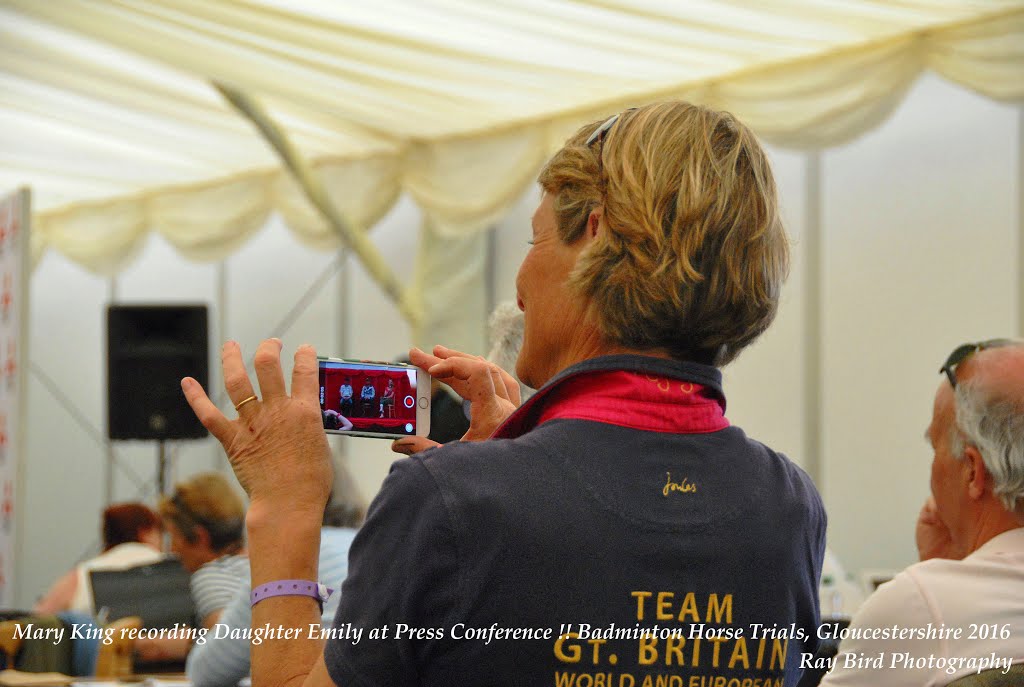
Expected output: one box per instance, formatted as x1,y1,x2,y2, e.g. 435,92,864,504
250,580,334,611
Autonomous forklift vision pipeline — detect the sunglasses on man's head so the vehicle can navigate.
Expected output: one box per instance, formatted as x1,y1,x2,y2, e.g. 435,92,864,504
939,339,1018,389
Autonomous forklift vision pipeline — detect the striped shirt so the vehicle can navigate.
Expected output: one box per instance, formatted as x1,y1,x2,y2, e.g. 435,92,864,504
190,554,250,623
186,527,356,687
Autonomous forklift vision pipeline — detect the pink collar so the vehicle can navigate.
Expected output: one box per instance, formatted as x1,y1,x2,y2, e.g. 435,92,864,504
492,370,728,440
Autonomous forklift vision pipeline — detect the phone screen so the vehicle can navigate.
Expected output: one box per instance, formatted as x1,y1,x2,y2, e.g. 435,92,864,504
318,358,423,438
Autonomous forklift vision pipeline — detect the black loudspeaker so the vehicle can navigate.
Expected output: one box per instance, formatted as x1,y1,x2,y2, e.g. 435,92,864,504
107,304,209,440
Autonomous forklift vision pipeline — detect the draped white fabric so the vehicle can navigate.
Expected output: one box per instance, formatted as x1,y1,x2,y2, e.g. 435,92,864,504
1,0,1022,344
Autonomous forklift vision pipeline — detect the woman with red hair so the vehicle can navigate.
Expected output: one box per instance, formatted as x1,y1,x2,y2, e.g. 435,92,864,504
34,502,164,615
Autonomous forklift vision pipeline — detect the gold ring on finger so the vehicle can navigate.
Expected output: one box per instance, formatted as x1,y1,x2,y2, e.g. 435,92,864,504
234,395,258,412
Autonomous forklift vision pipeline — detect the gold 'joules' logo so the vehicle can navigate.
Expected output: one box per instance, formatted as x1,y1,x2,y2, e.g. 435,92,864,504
645,375,697,394
663,472,697,496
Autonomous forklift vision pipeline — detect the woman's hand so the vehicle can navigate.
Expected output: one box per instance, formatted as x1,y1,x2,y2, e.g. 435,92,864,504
181,339,333,521
391,345,520,457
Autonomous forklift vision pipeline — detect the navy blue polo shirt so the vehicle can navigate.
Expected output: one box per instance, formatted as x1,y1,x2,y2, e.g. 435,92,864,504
325,355,825,687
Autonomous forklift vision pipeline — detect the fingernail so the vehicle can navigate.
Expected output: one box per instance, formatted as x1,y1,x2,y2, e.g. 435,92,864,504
181,378,193,391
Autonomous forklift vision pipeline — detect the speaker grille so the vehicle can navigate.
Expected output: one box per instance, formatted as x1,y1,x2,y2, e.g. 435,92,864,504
107,305,209,440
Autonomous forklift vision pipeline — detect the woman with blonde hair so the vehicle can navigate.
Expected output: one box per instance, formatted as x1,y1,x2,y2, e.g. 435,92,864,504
132,472,248,664
184,101,824,686
157,472,247,629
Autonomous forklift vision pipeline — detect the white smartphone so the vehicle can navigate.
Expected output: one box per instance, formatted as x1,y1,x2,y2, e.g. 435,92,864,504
318,357,431,439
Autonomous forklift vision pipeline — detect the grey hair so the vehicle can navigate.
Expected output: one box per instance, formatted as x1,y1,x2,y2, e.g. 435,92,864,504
487,301,536,402
951,381,1024,515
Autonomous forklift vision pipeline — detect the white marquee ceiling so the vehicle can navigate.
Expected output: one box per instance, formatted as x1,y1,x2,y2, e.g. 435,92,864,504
1,0,1022,275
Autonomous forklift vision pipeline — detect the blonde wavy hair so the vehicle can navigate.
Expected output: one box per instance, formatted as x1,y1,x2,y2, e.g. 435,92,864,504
538,101,789,365
158,472,245,553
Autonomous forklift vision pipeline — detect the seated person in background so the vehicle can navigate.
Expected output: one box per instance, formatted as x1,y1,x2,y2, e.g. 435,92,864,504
34,502,164,616
379,379,396,418
338,377,354,417
136,472,248,663
187,482,365,687
821,340,1024,686
359,377,376,417
159,472,248,628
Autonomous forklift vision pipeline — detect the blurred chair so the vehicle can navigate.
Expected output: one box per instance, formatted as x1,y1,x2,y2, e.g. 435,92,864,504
1,616,71,674
947,664,1024,687
0,619,22,669
93,616,141,679
56,612,99,677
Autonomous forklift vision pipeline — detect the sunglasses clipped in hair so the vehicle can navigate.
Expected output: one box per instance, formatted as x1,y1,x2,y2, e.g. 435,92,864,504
585,108,637,147
585,108,636,197
939,338,1018,389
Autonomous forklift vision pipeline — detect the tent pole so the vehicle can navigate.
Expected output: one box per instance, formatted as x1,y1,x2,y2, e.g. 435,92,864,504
334,247,349,498
803,152,824,489
214,261,228,470
337,248,349,357
105,277,117,506
1018,107,1024,337
213,83,420,330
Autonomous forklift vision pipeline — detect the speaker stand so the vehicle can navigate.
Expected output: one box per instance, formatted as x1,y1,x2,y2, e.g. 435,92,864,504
156,440,172,497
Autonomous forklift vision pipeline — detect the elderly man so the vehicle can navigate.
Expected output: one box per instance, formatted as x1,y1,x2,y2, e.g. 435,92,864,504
820,340,1024,686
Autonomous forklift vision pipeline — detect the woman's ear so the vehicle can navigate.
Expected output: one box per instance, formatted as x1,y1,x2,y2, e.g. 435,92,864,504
587,206,604,239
